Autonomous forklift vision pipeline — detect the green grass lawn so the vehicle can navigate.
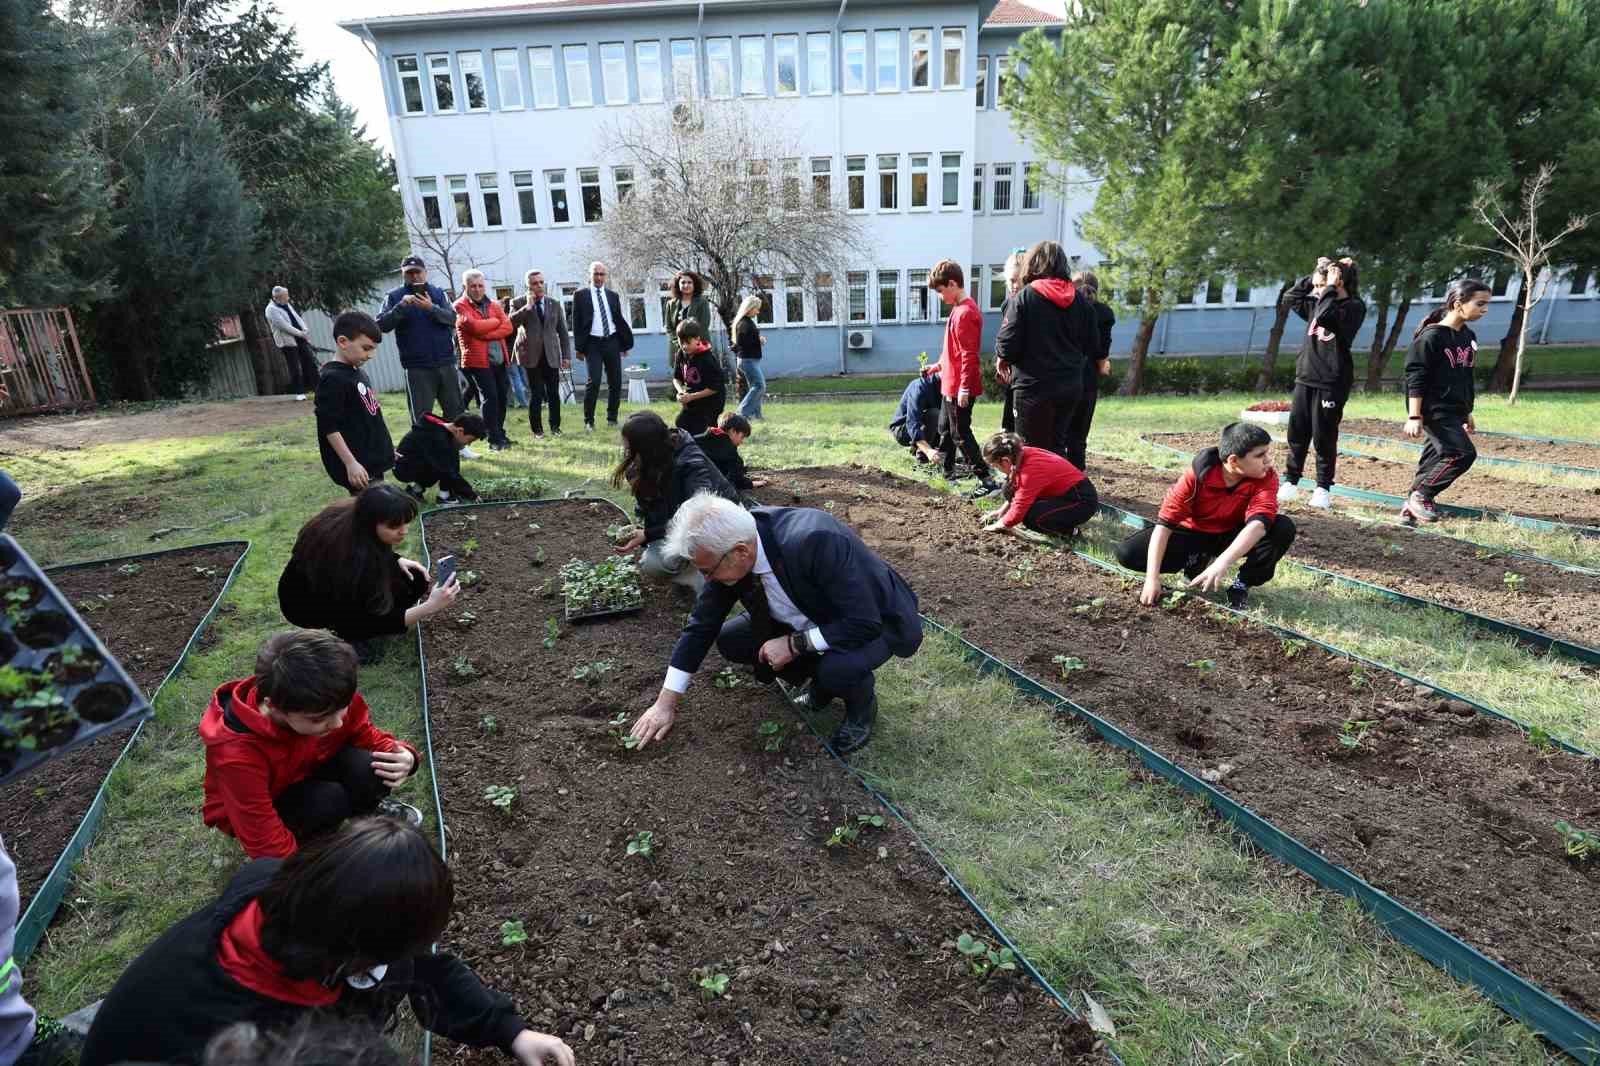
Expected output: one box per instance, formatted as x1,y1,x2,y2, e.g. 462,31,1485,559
4,386,1595,1062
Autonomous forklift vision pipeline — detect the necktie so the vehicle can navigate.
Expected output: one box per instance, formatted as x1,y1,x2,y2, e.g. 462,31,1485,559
286,304,304,331
743,572,774,645
536,299,545,327
596,288,612,337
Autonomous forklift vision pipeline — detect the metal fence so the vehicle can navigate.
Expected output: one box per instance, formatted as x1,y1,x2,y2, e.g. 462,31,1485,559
0,308,96,415
188,303,412,403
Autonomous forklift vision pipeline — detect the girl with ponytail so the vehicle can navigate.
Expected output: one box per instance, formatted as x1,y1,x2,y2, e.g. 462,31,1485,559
1278,255,1366,510
1399,278,1492,524
979,431,1099,538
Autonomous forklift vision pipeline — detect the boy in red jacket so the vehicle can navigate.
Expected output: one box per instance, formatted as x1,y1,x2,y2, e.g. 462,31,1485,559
930,260,1000,498
1114,422,1297,609
200,630,421,859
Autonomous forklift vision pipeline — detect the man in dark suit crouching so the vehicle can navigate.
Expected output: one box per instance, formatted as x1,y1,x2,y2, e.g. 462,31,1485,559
629,493,922,755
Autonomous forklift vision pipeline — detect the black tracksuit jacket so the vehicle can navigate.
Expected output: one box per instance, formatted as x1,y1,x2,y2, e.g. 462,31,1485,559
1404,324,1477,418
1286,275,1367,394
635,429,739,542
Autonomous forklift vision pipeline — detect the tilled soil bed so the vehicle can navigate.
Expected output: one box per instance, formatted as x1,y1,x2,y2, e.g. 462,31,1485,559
1085,454,1600,653
0,545,242,907
754,467,1600,1023
1148,431,1600,530
420,500,1106,1065
1339,419,1600,470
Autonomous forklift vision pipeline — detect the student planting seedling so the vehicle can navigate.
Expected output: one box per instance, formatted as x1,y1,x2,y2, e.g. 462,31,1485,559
695,412,767,495
395,412,487,505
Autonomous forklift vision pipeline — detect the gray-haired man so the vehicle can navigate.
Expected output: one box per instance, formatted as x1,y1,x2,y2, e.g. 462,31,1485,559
265,286,319,400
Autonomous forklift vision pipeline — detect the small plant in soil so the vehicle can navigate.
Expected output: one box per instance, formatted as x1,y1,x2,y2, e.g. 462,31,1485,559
193,565,219,578
456,611,478,628
572,659,617,684
697,971,730,1000
531,546,547,567
825,813,886,848
1281,639,1309,659
757,720,786,752
1338,719,1378,751
459,570,481,588
1052,655,1085,678
479,715,499,735
605,522,640,544
1503,571,1525,593
116,562,142,576
58,644,88,667
1556,821,1599,861
1161,590,1186,610
542,618,559,649
538,579,555,599
1527,724,1554,753
459,538,479,559
527,522,542,532
500,920,529,946
1379,540,1403,558
1073,597,1107,619
1006,559,1036,586
483,784,517,810
560,556,643,616
625,830,656,860
451,656,478,678
608,711,642,751
1474,547,1498,561
0,666,51,700
713,667,742,689
3,588,31,625
955,933,1017,981
1187,659,1217,674
476,476,549,501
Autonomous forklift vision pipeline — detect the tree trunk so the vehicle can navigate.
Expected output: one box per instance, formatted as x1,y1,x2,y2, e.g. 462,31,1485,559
1362,297,1391,392
1509,269,1535,406
239,306,283,397
1490,283,1530,392
1119,290,1160,396
1367,295,1413,392
1254,282,1293,391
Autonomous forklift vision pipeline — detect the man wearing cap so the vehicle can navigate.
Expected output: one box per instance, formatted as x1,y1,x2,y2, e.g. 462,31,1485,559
378,256,462,424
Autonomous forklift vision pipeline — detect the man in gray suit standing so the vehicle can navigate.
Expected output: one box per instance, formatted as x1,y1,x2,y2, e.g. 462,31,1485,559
509,269,573,437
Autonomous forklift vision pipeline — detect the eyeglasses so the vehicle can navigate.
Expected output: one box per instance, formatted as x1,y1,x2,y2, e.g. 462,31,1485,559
695,548,733,578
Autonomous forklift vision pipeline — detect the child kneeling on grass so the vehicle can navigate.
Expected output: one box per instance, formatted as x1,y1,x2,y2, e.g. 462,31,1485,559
200,630,422,860
695,412,767,495
396,412,486,505
979,432,1099,538
80,818,575,1066
1114,422,1296,609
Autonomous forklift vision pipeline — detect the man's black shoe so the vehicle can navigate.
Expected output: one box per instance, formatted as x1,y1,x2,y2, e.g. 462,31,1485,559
1227,578,1249,609
789,679,835,714
829,696,878,755
1182,553,1208,580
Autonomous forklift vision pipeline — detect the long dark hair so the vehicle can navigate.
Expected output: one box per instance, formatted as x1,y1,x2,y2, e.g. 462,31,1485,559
610,411,675,499
1070,270,1099,302
1020,240,1072,285
670,270,704,300
1413,278,1491,339
981,432,1027,500
258,818,453,982
1327,256,1361,301
290,485,418,615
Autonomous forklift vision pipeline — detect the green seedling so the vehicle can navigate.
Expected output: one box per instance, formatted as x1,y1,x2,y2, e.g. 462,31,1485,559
500,920,529,946
605,522,639,543
955,933,1017,980
560,556,644,614
4,588,31,624
1556,820,1599,861
116,562,142,576
193,565,219,578
531,546,547,567
757,720,786,752
1503,571,1526,592
1281,638,1308,659
1072,597,1107,618
539,579,555,599
625,830,655,860
58,644,88,666
479,715,499,735
1348,666,1369,691
527,522,542,532
1379,540,1403,558
1474,547,1498,561
0,667,44,699
460,538,479,558
698,972,730,1000
825,813,886,848
607,711,642,751
451,656,478,678
1527,724,1554,753
456,610,478,628
572,659,617,683
477,476,549,500
713,667,742,689
542,618,559,649
1051,655,1085,678
1187,659,1217,674
1338,719,1378,751
459,570,481,588
1161,590,1186,610
1006,559,1036,586
484,784,517,810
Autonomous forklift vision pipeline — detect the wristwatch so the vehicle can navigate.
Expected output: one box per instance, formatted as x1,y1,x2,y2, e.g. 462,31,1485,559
787,632,808,657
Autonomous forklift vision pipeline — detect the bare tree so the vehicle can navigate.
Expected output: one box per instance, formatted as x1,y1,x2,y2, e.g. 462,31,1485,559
1462,164,1592,406
591,101,866,340
403,205,503,299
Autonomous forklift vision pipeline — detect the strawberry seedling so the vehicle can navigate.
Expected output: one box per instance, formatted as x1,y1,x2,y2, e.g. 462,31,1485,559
697,972,730,1000
1527,724,1554,753
116,562,142,576
479,715,499,735
500,920,529,946
1338,719,1378,751
1348,666,1369,691
456,611,478,628
484,784,517,810
1187,659,1217,674
757,720,786,752
531,546,546,567
542,618,559,649
460,538,479,559
1072,597,1107,619
459,570,481,588
572,659,617,684
608,711,642,751
1556,821,1599,860
1503,571,1525,593
451,656,478,678
825,813,886,848
1160,590,1186,610
625,830,655,860
713,667,742,689
1006,559,1036,586
1051,655,1085,678
1280,639,1308,659
955,933,1016,981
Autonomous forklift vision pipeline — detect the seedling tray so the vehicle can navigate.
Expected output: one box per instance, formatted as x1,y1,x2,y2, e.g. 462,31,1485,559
0,535,154,788
564,602,644,623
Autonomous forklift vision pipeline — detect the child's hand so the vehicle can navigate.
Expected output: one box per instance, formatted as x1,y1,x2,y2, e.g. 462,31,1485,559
1403,417,1424,439
1138,576,1163,606
372,748,415,785
677,392,692,405
750,477,768,488
616,531,646,554
1187,563,1228,593
425,576,460,615
983,519,1010,534
511,1030,575,1066
345,460,371,490
398,558,431,585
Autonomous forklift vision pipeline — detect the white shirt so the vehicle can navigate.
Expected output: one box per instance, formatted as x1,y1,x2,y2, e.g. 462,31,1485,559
662,537,828,694
588,286,612,338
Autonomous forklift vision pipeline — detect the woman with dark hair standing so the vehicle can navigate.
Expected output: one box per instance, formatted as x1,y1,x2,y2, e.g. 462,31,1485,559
277,484,458,661
1278,255,1366,509
610,411,737,593
994,239,1099,458
1063,269,1115,470
664,270,714,371
1400,278,1491,524
80,818,575,1066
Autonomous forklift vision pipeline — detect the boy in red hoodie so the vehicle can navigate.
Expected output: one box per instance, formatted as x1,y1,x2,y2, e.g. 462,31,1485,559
201,630,421,859
1113,422,1297,609
929,260,1000,498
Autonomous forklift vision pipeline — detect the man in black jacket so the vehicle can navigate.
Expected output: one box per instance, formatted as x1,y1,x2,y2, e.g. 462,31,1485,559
571,261,635,430
628,494,923,755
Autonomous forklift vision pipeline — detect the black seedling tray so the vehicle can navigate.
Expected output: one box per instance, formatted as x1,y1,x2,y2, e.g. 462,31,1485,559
564,599,645,624
0,534,153,788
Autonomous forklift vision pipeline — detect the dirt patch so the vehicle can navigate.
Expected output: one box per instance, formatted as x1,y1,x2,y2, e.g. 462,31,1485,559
0,396,314,452
1340,419,1600,470
420,501,1106,1065
754,466,1600,1023
0,546,243,907
1087,454,1600,653
1149,432,1600,529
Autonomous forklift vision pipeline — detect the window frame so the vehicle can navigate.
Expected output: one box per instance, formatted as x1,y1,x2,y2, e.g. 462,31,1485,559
908,153,931,211
877,153,900,212
780,157,802,211
511,170,538,227
874,29,899,92
395,55,425,115
906,269,930,322
529,47,558,109
974,55,988,109
941,28,964,89
477,172,503,229
613,165,635,204
972,163,985,215
783,273,806,325
578,167,604,224
1021,163,1043,211
706,37,734,99
492,49,524,110
740,35,767,97
416,177,442,230
447,174,473,229
845,155,866,213
988,264,1008,311
940,152,962,210
841,30,867,93
624,280,648,330
426,53,456,113
908,28,932,91
877,269,900,323
456,51,488,112
670,39,697,99
545,168,572,226
807,32,832,95
991,162,1014,213
814,273,837,324
563,45,594,107
995,56,1010,110
847,271,870,324
811,156,833,208
598,42,629,105
635,41,664,103
753,275,776,325
774,34,799,96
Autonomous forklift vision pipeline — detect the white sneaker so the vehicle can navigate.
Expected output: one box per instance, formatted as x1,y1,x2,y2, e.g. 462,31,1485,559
1309,486,1332,509
459,446,480,460
295,393,307,401
1277,481,1300,504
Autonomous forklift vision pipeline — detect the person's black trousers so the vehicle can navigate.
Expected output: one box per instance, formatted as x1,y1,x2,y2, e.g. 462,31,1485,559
1114,516,1297,587
279,345,319,394
939,397,990,477
1022,480,1099,536
1063,374,1099,470
527,363,563,434
463,365,510,445
1001,383,1015,433
272,745,389,845
1013,380,1082,458
1411,416,1477,500
1285,382,1348,488
674,405,720,437
582,337,623,426
715,613,892,714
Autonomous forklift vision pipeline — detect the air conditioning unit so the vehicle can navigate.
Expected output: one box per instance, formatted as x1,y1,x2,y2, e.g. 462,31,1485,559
847,329,873,350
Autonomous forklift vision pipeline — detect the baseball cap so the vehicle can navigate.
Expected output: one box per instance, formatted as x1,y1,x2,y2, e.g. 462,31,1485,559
400,255,426,272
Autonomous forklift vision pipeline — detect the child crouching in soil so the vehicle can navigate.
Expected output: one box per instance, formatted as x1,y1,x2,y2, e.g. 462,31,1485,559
1114,422,1296,609
695,412,767,495
395,412,486,505
980,432,1099,538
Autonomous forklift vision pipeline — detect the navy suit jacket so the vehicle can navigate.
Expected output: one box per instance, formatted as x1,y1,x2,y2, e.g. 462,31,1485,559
668,506,922,675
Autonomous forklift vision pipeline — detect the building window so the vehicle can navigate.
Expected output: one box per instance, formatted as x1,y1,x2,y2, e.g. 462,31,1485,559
846,155,866,211
530,47,557,108
559,283,578,323
427,54,455,112
972,164,985,213
992,163,1013,212
989,265,1008,310
784,274,805,324
636,41,663,103
396,56,424,114
754,275,775,324
492,50,523,109
512,171,537,225
448,175,472,227
457,52,487,110
815,274,837,323
670,39,696,99
1022,164,1043,210
1572,271,1593,296
842,31,867,93
657,279,673,324
942,29,964,88
878,270,899,322
579,167,603,223
940,153,961,208
745,159,769,204
907,269,930,321
1205,276,1226,304
995,57,1010,109
909,29,931,89
477,173,502,227
975,56,988,108
811,157,832,207
909,153,930,209
740,36,765,96
624,281,648,329
599,42,628,104
546,169,570,224
564,45,593,106
1491,266,1512,297
780,158,801,210
707,38,733,98
807,33,831,95
878,154,899,210
847,271,869,323
416,178,441,229
614,166,635,203
775,35,799,95
875,30,899,91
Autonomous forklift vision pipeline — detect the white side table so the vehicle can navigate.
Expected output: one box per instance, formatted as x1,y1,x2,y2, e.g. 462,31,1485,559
624,365,650,404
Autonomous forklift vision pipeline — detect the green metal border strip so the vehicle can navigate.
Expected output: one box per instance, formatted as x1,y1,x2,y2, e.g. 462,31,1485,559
1141,437,1600,541
1338,433,1600,478
1468,428,1600,448
1092,500,1600,667
921,614,1600,1064
14,540,251,965
414,499,1117,1062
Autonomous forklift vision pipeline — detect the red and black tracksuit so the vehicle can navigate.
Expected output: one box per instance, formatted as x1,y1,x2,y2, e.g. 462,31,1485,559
1405,324,1478,501
995,447,1098,536
994,278,1099,458
1284,276,1367,489
937,296,991,478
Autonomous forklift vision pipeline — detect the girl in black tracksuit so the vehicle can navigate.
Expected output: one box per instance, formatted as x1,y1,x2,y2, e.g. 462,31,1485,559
994,241,1100,458
1400,278,1492,524
1281,257,1366,501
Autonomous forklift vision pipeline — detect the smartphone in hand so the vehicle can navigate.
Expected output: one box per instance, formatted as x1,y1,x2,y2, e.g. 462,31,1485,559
435,554,458,587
